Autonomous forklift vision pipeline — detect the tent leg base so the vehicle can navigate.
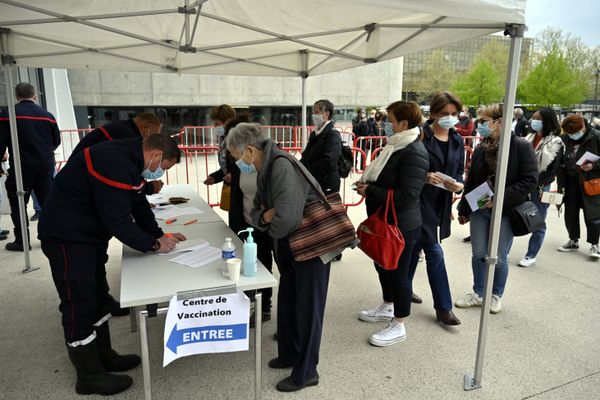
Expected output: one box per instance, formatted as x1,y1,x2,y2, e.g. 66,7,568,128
464,373,481,391
22,266,40,274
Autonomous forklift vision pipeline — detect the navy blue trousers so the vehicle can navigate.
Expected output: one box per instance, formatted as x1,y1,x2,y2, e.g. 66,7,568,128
276,238,330,386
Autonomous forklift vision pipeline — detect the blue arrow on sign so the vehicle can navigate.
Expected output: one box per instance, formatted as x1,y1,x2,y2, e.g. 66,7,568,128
167,323,248,354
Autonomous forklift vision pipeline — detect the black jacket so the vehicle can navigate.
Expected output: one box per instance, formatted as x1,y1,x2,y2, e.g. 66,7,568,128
420,124,465,242
458,134,538,217
0,100,60,170
71,119,142,157
352,116,369,137
525,133,563,189
38,138,163,252
557,126,600,220
365,139,429,233
300,122,341,194
513,117,530,137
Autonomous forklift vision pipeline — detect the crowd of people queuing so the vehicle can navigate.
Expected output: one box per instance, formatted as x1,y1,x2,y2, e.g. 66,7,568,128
2,80,600,395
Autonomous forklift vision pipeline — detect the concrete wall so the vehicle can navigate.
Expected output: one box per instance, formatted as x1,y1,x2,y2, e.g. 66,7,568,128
67,58,403,108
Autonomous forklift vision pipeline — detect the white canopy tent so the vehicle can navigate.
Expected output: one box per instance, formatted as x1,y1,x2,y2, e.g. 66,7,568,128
0,0,526,395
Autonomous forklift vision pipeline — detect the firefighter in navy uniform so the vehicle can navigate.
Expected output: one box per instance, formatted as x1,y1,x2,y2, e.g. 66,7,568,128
71,112,163,317
0,82,60,251
38,134,186,395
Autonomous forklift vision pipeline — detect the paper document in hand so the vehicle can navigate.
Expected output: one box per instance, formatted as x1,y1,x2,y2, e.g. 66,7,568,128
576,151,600,166
158,239,209,255
169,246,222,268
147,194,168,205
154,206,205,220
429,171,457,191
465,181,494,212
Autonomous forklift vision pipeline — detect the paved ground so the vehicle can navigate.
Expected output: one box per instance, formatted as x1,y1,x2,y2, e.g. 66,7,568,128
1,196,599,400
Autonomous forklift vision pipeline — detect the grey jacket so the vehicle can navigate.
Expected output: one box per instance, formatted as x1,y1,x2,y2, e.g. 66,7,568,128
250,139,321,239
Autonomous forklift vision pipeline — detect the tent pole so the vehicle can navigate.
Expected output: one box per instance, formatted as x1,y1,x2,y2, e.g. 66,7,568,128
300,50,308,149
464,23,525,391
1,32,38,273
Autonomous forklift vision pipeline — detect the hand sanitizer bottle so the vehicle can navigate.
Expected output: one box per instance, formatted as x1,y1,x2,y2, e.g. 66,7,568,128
238,228,257,277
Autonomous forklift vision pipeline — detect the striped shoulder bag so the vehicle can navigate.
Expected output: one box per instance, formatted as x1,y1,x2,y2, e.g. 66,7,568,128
274,155,357,262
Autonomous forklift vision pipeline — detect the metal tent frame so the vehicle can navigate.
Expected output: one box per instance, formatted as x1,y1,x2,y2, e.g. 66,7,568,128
0,0,526,391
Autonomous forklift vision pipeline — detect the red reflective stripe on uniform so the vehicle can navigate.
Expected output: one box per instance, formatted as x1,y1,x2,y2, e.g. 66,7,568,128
84,147,137,191
0,116,56,123
98,126,113,141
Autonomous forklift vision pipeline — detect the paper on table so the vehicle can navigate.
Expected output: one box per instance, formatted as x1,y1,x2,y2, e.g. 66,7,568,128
147,193,168,205
169,246,222,268
158,238,209,255
429,171,457,191
153,206,204,220
464,181,494,212
576,151,600,166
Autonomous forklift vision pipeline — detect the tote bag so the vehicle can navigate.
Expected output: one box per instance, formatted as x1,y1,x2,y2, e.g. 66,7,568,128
356,189,405,270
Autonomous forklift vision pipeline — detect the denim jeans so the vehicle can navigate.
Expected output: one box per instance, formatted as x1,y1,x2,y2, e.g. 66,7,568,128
408,239,453,311
470,209,514,297
526,185,550,258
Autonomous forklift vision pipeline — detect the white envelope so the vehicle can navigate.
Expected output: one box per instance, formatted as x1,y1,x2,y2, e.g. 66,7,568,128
541,192,563,205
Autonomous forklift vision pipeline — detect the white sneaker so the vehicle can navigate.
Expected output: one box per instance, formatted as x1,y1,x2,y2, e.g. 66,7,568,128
490,295,502,314
589,245,600,259
358,303,394,322
455,292,483,308
518,257,536,267
369,319,407,347
557,240,579,252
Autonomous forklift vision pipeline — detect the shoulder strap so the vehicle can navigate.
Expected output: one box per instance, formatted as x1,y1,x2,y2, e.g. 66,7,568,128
273,154,331,209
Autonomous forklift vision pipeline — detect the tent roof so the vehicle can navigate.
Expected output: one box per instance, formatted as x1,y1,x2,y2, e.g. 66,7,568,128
0,0,526,77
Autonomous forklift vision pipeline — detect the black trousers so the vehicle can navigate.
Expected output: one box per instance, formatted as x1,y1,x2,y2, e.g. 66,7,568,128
5,165,53,242
42,240,111,343
374,227,420,318
564,177,600,244
276,238,330,386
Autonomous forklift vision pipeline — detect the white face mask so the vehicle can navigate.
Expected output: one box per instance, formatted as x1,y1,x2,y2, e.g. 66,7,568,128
312,113,325,127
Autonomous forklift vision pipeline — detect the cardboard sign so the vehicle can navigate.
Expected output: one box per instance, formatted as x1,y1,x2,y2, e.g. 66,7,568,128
163,292,250,367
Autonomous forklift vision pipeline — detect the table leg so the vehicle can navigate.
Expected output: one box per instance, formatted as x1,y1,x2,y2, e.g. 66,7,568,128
130,306,138,333
254,293,262,400
139,309,152,400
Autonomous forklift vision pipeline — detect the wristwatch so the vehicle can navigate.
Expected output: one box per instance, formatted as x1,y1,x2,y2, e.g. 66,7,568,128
152,240,161,252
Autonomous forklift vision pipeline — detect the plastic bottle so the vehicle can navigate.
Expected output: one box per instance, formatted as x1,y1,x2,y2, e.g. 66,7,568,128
221,237,236,276
238,228,257,277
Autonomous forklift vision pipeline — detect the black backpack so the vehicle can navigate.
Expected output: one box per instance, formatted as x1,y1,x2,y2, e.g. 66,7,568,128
338,143,353,178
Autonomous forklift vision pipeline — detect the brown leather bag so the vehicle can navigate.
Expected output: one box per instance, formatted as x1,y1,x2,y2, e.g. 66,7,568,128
578,168,600,196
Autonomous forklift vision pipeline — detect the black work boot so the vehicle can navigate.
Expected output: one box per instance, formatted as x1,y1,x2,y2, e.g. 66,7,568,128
66,339,132,395
5,229,31,251
95,322,141,372
105,294,130,317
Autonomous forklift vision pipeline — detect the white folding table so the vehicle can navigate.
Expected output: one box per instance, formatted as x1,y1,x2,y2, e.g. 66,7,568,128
121,185,277,400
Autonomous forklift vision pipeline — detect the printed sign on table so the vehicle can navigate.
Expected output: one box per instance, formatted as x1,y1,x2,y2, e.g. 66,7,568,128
163,292,250,367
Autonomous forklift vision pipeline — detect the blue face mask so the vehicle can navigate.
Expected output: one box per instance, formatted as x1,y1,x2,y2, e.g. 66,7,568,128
384,121,395,136
477,122,492,138
214,126,225,137
236,150,256,174
438,116,459,130
142,157,165,180
568,131,585,141
531,120,543,132
312,114,325,128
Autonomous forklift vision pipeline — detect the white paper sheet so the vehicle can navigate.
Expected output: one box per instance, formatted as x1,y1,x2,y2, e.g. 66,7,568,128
465,181,494,212
429,171,457,191
146,193,169,205
576,151,600,166
158,239,209,256
169,246,222,268
153,206,204,220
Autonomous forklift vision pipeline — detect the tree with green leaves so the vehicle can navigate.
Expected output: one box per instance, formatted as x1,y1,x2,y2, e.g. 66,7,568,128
413,49,456,101
451,59,503,106
518,44,587,107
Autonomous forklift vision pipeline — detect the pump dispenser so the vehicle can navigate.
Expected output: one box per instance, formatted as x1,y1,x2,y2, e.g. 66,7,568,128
238,228,257,277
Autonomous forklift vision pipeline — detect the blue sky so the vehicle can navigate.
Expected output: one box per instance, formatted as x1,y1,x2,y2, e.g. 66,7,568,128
525,0,600,47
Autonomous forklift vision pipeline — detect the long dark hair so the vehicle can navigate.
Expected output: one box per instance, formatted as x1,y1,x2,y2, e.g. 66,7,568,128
536,107,560,137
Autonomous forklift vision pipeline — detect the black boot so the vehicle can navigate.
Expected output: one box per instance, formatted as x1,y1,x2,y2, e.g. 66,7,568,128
105,294,130,317
95,323,141,372
66,340,132,395
5,229,31,251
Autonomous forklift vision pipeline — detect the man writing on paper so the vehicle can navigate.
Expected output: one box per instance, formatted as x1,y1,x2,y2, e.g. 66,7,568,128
38,134,186,396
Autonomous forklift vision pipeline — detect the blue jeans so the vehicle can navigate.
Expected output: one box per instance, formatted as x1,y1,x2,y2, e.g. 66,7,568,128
470,209,514,297
408,240,453,311
32,191,42,213
526,185,550,258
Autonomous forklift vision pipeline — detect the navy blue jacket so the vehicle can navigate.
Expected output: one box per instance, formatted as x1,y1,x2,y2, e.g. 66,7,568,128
0,100,60,170
38,138,163,252
71,119,141,158
419,124,465,243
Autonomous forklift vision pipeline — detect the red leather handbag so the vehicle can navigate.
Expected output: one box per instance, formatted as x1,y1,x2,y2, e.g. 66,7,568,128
357,189,405,270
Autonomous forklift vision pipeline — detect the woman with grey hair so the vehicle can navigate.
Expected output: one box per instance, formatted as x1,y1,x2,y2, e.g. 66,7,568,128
226,123,330,393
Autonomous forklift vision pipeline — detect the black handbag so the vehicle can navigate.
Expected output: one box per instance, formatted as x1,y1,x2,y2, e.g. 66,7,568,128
509,201,544,236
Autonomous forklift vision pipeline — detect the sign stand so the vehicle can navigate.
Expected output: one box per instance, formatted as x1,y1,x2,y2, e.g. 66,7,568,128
135,285,263,400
